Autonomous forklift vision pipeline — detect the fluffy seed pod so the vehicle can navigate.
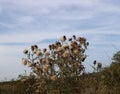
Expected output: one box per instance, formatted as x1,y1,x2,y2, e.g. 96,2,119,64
63,50,70,58
45,51,50,56
97,63,102,68
49,45,52,50
34,67,39,72
34,45,38,49
23,49,28,54
73,49,79,55
43,48,47,53
28,62,33,67
60,35,66,42
81,55,86,62
63,44,69,49
86,42,89,46
42,65,50,72
57,47,64,52
41,58,46,63
68,38,72,41
46,57,50,64
55,41,61,46
31,45,34,51
73,35,76,40
93,60,97,65
22,58,27,65
50,75,57,81
36,50,42,56
78,37,86,44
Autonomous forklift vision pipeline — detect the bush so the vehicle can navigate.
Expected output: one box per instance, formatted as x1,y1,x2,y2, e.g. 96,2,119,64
22,35,89,94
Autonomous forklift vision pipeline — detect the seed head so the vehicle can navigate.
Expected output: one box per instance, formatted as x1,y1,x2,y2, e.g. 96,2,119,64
60,35,66,42
73,35,76,40
63,50,70,58
57,47,64,52
42,64,50,72
23,49,28,54
36,50,42,56
34,45,38,49
73,49,79,55
43,48,47,53
28,62,33,67
93,60,97,65
97,63,102,68
22,58,27,65
31,45,34,51
45,51,50,56
63,44,69,49
50,75,57,81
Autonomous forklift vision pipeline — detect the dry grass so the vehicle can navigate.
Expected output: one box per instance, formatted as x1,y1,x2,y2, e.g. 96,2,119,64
0,63,120,94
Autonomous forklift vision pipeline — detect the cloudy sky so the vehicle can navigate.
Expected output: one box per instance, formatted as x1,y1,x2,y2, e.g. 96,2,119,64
0,0,120,81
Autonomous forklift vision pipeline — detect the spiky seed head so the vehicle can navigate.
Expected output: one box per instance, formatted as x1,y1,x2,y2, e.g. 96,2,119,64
63,50,70,58
34,45,38,49
45,51,50,56
73,49,79,55
23,49,28,54
57,47,64,52
36,50,42,56
63,44,69,49
28,62,33,67
31,45,34,51
43,48,47,53
97,63,102,68
42,64,50,72
50,75,57,81
60,35,66,42
22,58,27,65
49,45,52,50
93,60,97,65
46,57,50,63
69,38,72,41
81,55,86,62
73,35,76,40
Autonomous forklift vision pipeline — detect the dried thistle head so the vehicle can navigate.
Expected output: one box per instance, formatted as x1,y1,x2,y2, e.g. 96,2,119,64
63,50,70,58
60,35,66,42
42,64,50,72
45,51,50,56
45,57,51,64
31,45,34,51
78,37,86,44
34,45,38,49
22,58,27,65
68,38,72,41
97,63,102,68
43,48,47,53
57,47,64,52
73,35,76,40
73,49,80,55
50,75,57,81
23,49,28,54
28,62,33,67
93,60,97,65
62,44,69,49
36,50,42,56
49,45,52,50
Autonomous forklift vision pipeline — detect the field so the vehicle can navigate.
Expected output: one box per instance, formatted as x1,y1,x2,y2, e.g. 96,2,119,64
0,63,120,94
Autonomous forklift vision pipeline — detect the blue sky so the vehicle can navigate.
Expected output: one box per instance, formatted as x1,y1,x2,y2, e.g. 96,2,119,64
0,0,120,81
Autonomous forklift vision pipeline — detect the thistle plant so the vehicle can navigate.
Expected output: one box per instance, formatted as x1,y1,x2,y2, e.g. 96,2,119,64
22,35,89,81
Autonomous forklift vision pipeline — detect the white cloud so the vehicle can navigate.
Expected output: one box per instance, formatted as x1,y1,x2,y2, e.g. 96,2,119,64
0,22,15,29
17,16,34,24
3,0,99,7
